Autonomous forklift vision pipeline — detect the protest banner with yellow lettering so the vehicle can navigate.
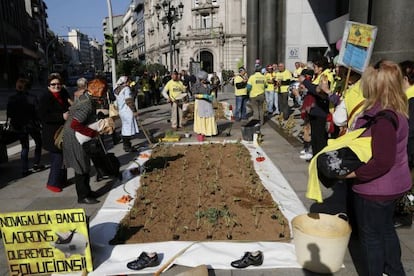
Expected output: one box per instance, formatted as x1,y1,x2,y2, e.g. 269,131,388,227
0,209,93,275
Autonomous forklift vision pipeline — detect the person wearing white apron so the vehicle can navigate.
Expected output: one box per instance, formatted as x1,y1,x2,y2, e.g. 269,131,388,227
114,76,139,152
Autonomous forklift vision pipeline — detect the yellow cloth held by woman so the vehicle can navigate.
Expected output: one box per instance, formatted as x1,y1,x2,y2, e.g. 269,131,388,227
306,128,372,203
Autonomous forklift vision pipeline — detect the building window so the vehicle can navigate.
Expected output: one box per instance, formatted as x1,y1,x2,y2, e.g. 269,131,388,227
307,47,328,62
201,15,210,29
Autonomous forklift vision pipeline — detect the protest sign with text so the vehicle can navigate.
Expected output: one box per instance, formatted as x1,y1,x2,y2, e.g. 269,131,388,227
337,21,377,73
0,209,93,275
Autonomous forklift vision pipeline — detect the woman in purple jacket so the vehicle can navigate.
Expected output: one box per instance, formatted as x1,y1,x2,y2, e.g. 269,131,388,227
345,60,411,276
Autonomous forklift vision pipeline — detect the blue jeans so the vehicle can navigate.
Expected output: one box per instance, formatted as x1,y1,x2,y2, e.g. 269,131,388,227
265,90,278,114
47,152,67,188
354,193,406,276
17,130,42,173
234,95,248,121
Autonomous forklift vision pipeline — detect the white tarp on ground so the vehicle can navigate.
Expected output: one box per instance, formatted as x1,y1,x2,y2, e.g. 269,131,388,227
87,141,307,275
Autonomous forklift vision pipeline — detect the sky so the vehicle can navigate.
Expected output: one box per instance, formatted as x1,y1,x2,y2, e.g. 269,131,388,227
44,0,131,43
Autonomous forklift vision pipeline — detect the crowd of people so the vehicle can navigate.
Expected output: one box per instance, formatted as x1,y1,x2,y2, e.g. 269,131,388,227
4,56,414,274
6,73,120,204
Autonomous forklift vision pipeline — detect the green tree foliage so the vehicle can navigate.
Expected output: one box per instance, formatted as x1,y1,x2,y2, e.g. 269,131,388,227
116,59,142,77
146,63,167,76
221,69,235,83
116,60,167,78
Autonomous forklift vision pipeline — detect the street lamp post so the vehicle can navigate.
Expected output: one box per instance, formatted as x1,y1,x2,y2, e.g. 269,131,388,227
154,0,184,73
106,0,117,86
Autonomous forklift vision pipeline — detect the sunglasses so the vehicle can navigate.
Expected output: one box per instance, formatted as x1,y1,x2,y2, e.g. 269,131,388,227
49,83,61,87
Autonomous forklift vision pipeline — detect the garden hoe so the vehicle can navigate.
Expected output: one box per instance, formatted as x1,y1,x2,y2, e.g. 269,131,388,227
137,119,154,147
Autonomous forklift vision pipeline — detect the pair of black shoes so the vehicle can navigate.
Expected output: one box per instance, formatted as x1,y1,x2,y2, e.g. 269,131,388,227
231,251,264,269
127,252,159,270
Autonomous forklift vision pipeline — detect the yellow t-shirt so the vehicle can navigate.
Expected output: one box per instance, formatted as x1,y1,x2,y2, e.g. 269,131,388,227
164,79,185,100
234,75,248,96
264,72,276,91
406,85,414,100
247,72,266,98
275,70,292,93
343,80,365,128
312,68,335,91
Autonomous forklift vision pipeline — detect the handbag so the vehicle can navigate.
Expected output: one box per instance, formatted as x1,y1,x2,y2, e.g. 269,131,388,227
0,117,18,144
317,147,364,188
316,110,398,188
109,103,119,118
54,125,64,150
75,118,115,145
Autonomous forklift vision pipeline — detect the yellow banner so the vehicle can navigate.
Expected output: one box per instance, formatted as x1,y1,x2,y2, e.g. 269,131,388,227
347,23,374,48
0,209,93,275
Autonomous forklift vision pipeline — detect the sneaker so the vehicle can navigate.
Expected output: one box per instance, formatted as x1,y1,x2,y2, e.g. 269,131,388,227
300,148,312,155
299,152,313,160
394,213,413,228
230,251,264,268
127,252,160,270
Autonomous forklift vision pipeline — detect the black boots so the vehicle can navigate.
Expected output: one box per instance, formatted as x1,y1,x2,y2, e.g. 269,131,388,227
75,173,99,204
123,136,137,152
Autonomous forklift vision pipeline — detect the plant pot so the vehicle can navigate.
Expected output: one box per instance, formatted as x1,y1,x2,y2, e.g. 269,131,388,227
292,213,352,273
197,134,205,142
185,133,191,138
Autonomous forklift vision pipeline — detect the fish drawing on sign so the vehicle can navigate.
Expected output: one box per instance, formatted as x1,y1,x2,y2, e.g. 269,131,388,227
50,229,88,257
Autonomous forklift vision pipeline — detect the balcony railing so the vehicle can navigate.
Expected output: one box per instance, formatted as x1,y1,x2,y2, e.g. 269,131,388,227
189,26,222,39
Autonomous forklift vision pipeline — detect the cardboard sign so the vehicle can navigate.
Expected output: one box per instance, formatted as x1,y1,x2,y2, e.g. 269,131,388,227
0,209,93,275
337,21,377,73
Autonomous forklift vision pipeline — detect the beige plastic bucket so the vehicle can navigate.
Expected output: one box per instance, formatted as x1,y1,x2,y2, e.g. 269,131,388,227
292,213,352,273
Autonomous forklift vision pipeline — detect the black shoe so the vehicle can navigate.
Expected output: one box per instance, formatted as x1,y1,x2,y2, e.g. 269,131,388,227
112,136,122,145
78,197,100,204
231,251,263,269
32,164,46,172
127,252,159,270
124,147,138,153
22,171,32,177
96,174,110,182
394,214,413,228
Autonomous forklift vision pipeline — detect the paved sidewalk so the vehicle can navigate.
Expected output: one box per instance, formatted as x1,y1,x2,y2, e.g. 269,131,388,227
0,90,413,275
